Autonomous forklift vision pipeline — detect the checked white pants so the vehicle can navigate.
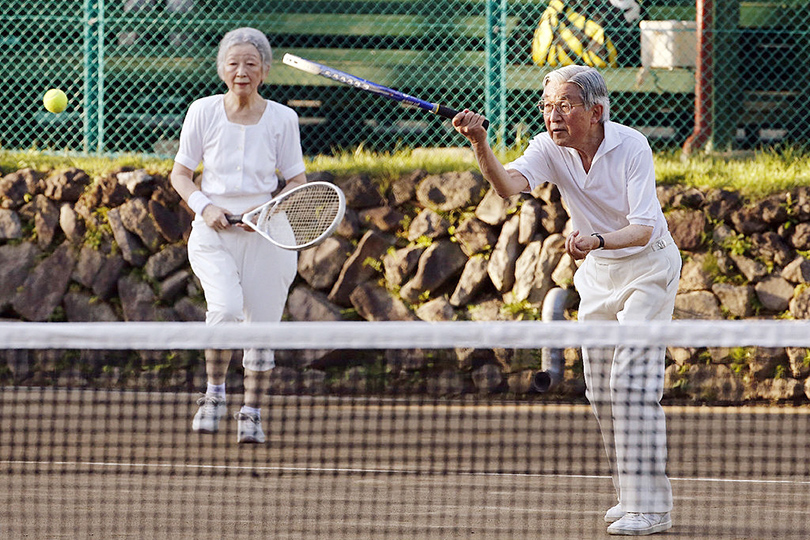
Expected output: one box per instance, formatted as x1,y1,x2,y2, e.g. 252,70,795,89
574,237,681,513
188,220,297,371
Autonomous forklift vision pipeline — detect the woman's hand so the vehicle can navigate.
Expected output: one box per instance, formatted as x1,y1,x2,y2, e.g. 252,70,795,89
201,204,231,231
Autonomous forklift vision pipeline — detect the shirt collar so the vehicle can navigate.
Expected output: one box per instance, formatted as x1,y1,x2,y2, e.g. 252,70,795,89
595,121,621,159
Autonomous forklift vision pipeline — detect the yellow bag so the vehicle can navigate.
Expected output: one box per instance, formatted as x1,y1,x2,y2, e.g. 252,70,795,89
532,0,618,68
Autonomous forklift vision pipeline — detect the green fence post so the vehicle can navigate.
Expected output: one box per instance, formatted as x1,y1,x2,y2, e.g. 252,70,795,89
83,0,104,153
710,0,739,152
485,0,507,149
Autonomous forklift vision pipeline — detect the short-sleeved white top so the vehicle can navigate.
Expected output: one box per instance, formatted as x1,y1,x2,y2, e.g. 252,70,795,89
507,121,668,259
174,94,307,215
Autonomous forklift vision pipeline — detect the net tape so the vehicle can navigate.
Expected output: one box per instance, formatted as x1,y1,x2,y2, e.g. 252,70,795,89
3,320,810,350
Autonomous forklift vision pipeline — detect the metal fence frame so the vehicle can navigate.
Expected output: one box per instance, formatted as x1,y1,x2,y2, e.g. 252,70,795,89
3,0,809,156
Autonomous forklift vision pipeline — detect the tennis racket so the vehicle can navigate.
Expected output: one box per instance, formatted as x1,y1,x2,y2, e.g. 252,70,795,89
282,53,489,129
226,182,346,251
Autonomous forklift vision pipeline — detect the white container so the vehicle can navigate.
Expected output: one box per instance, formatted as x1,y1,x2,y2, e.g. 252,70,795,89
640,20,697,69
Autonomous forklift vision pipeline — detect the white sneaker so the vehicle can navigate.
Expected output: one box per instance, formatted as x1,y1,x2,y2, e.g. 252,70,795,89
191,394,227,433
235,412,266,444
605,504,624,523
607,512,672,536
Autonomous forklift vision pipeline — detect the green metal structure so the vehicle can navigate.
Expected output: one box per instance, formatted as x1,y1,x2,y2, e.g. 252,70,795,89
2,0,808,156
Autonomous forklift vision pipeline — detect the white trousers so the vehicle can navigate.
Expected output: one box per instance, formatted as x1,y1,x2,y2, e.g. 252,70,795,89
187,221,297,371
574,236,681,513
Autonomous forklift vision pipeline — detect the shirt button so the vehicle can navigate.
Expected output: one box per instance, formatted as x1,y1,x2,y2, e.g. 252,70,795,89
236,166,241,171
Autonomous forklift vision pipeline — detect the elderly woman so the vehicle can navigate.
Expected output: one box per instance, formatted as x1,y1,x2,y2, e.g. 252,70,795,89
171,27,307,444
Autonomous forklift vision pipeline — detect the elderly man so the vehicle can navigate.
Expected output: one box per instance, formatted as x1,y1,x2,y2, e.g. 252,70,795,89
452,65,680,536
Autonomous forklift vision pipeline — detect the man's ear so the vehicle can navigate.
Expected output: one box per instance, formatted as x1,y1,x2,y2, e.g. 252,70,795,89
590,104,604,125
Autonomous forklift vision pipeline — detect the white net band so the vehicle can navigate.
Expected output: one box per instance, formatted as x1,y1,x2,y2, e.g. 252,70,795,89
3,320,810,350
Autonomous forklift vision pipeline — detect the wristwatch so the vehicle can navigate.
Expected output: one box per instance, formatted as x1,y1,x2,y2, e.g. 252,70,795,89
591,233,605,249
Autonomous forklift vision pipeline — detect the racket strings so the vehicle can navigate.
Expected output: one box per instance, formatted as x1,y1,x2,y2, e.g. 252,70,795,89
258,185,342,246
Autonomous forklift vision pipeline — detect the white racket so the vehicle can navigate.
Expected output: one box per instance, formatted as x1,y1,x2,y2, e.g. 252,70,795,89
226,182,346,251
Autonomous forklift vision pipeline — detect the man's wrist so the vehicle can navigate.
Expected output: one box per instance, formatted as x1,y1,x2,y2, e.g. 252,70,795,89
591,233,605,249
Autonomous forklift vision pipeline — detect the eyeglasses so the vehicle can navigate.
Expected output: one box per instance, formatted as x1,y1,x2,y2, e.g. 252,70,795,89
539,100,585,116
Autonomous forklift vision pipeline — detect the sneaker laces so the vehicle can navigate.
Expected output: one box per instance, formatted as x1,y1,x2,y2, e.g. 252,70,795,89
234,411,260,424
196,394,225,410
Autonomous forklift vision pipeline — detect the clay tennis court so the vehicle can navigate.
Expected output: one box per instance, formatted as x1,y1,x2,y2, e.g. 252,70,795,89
2,388,809,539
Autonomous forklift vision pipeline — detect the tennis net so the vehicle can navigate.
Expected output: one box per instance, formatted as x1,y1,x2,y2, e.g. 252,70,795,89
1,320,809,539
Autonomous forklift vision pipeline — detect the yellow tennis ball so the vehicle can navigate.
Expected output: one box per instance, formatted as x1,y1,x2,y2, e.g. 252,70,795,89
43,89,68,114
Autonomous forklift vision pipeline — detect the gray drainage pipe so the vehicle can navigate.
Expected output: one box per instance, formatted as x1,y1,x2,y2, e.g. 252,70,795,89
531,287,570,393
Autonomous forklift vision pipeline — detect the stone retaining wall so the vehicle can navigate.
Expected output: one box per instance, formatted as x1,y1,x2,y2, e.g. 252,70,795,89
1,166,809,403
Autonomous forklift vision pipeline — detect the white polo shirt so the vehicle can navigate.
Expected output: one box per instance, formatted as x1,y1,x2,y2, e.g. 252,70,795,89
174,94,307,216
507,121,668,259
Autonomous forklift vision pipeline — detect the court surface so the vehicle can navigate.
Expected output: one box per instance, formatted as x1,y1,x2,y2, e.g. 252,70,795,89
2,388,809,539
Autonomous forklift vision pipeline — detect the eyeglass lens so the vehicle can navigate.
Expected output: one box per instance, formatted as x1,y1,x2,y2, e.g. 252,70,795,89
540,100,576,115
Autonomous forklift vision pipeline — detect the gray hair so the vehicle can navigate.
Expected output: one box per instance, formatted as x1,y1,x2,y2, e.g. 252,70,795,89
543,65,610,122
216,27,273,81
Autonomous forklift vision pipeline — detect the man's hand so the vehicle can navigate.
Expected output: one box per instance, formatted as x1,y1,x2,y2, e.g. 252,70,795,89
566,230,601,260
452,109,488,144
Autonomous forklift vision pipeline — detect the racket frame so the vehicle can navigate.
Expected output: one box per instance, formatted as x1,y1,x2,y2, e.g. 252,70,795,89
228,181,346,251
281,53,489,128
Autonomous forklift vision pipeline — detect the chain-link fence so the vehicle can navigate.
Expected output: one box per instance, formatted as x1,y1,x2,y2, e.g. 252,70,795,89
3,1,809,157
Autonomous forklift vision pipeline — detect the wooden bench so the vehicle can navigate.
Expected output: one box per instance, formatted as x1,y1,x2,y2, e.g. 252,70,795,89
21,0,810,154
258,0,698,150
88,0,703,153
257,0,808,151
